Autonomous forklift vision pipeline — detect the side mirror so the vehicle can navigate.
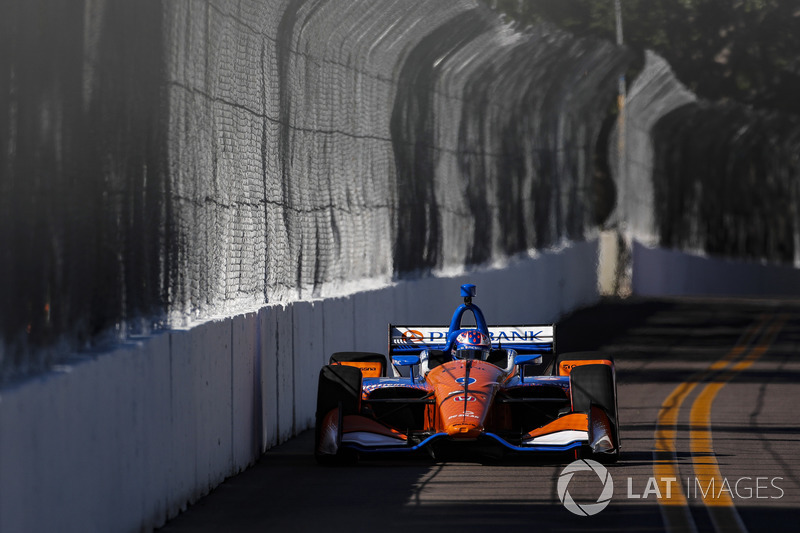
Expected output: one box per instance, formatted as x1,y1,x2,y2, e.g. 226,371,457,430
514,354,543,366
391,355,420,367
392,355,421,381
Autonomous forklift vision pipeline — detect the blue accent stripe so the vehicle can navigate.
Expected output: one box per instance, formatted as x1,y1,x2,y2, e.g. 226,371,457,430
341,432,585,453
343,433,449,453
502,344,554,353
483,433,584,452
391,344,447,354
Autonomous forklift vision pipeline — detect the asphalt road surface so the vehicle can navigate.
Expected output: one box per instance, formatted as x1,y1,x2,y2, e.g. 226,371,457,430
159,297,800,532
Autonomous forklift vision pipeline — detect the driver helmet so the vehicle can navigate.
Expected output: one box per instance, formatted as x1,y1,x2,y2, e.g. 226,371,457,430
452,329,491,360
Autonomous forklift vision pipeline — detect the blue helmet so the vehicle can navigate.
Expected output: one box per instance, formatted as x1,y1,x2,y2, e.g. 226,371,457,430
452,329,491,360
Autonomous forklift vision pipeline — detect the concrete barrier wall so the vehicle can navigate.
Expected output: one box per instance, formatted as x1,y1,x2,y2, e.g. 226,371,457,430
0,335,174,532
0,241,599,533
633,241,800,297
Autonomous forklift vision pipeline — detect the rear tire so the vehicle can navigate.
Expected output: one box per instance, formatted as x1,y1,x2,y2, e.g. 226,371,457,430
569,363,619,462
552,351,614,376
315,364,362,465
330,351,387,377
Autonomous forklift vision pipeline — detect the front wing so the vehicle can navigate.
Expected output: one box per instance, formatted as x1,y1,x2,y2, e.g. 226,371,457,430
336,414,590,454
319,404,614,456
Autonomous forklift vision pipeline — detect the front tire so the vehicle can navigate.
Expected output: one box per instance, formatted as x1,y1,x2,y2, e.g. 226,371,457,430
569,363,619,462
314,364,362,465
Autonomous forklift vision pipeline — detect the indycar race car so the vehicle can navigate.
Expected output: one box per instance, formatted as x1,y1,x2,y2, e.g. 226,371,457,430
314,284,619,464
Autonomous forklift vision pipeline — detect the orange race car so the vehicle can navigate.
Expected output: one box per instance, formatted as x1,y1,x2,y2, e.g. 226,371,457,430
314,284,619,464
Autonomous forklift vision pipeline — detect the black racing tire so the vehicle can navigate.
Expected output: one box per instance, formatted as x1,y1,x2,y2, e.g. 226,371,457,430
552,351,614,376
569,363,620,462
329,351,388,377
314,364,363,465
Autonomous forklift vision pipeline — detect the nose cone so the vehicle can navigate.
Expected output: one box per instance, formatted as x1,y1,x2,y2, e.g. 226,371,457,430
446,423,483,439
427,360,504,439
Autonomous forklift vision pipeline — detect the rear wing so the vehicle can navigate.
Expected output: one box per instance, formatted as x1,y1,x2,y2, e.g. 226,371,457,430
389,324,555,356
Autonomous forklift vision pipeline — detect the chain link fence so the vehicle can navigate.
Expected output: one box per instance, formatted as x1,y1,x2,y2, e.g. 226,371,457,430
614,50,800,271
1,0,636,380
166,0,632,316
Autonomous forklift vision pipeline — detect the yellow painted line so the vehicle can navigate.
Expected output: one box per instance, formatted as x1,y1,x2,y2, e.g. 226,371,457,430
689,319,784,533
653,316,769,533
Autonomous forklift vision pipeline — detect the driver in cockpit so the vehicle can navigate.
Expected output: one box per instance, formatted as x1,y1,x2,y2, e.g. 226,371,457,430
451,329,491,360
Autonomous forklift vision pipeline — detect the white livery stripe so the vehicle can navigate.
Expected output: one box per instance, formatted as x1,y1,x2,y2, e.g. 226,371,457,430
342,431,406,447
524,430,588,446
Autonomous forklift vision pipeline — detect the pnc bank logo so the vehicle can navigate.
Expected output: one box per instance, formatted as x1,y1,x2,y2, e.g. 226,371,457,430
401,330,425,342
557,459,614,516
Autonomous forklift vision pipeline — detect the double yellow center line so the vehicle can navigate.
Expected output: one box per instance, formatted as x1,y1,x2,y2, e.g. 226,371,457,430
653,315,784,533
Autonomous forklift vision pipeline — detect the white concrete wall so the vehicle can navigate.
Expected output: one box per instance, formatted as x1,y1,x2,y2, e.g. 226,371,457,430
632,242,800,297
0,241,600,533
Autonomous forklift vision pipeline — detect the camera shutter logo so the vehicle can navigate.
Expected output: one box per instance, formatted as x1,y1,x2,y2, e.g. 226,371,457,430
557,459,614,516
